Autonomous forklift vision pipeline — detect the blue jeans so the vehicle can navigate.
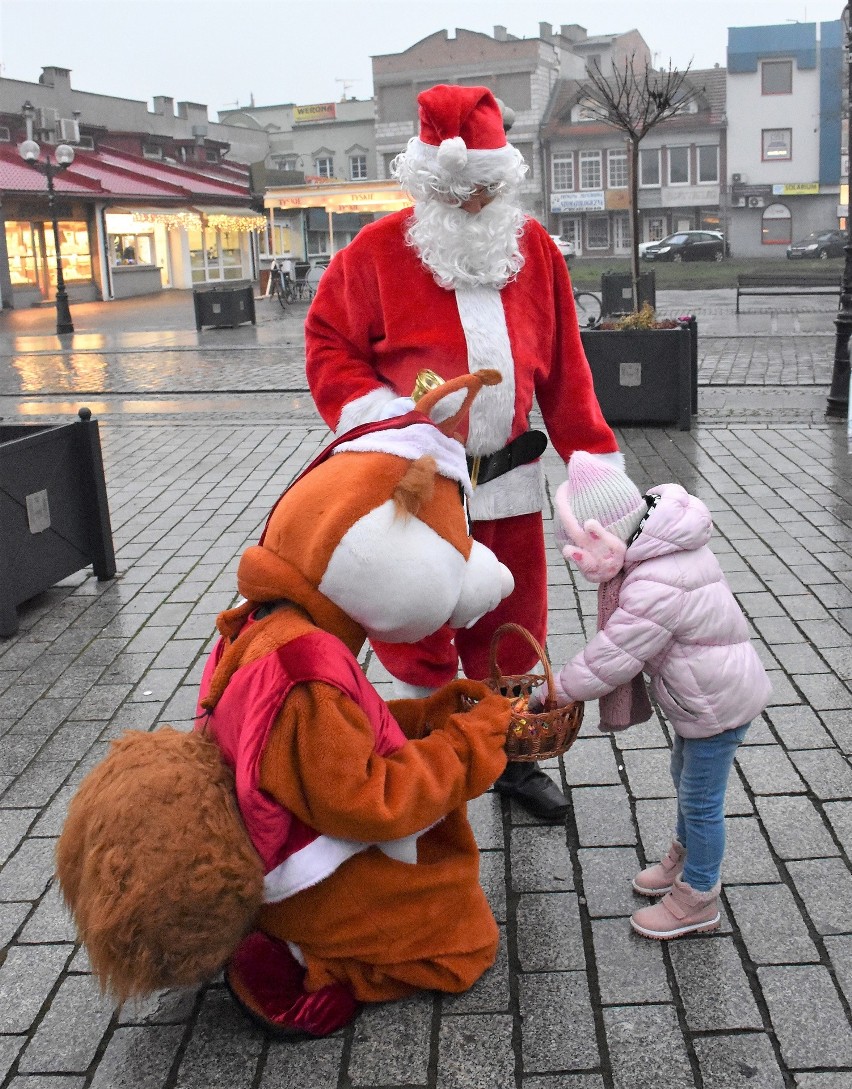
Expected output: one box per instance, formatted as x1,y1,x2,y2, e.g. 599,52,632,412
671,723,751,891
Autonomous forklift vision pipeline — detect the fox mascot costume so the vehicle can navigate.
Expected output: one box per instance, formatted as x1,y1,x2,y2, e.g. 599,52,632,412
56,371,516,1038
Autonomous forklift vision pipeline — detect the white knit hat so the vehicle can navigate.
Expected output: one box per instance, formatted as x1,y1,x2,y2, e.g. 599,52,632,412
563,452,646,544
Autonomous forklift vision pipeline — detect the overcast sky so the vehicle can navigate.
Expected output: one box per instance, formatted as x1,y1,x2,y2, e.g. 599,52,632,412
0,0,845,118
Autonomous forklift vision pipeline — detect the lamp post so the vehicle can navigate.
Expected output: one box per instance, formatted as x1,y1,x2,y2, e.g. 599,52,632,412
827,7,852,418
19,101,76,335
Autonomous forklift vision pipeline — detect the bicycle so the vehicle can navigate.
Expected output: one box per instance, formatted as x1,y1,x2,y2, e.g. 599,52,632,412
268,264,297,310
573,288,602,328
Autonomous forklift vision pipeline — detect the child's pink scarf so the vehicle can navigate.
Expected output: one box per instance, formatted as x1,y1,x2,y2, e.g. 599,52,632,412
597,572,653,731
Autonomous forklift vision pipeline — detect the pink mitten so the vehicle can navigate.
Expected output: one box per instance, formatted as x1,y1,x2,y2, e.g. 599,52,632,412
554,482,626,584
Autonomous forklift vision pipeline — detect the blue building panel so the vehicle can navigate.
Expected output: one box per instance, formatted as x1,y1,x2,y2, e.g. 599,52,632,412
728,23,817,72
819,20,843,184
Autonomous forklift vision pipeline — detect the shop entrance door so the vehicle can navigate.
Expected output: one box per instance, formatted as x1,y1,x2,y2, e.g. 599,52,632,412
613,213,631,255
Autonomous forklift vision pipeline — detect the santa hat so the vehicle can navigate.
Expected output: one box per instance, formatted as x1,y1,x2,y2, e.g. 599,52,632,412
563,452,646,545
393,83,524,196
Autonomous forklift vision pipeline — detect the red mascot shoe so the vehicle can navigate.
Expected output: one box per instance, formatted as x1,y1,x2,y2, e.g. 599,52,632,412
224,930,358,1038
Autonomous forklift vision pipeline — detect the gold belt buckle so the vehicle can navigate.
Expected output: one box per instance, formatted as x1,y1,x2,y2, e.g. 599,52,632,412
469,455,481,489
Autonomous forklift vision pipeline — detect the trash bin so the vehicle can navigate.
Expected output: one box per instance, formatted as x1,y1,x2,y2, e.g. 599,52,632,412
600,271,656,317
192,279,257,330
0,407,116,638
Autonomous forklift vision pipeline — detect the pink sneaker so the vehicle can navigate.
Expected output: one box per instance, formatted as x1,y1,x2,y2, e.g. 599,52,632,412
632,839,685,897
630,876,721,941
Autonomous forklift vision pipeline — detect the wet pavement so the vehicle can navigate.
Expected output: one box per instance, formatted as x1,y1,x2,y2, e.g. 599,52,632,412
0,287,850,1089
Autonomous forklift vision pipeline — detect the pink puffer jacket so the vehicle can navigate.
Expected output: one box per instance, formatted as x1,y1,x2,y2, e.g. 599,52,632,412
557,483,772,739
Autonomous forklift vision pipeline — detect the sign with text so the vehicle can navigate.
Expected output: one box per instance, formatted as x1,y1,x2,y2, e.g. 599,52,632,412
551,190,605,213
294,102,337,123
772,182,820,196
660,185,721,207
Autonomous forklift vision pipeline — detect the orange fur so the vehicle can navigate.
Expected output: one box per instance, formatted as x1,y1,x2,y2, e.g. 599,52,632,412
393,456,436,516
55,728,264,1002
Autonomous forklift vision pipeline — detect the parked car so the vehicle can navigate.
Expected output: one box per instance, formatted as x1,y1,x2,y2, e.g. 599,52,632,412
786,229,846,260
642,231,728,262
549,234,576,258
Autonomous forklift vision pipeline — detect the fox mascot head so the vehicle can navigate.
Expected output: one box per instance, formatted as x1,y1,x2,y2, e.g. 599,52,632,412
56,370,512,1003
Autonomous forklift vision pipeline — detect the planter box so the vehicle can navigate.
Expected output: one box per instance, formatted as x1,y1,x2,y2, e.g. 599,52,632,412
0,408,116,638
600,271,656,316
580,325,693,431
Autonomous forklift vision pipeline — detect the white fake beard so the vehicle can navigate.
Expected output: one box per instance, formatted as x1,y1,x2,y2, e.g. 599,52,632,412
407,197,526,290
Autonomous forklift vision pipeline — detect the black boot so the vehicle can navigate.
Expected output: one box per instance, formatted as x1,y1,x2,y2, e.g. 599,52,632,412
493,761,569,822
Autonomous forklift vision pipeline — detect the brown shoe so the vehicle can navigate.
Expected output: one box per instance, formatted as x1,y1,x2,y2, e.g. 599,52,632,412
630,876,721,941
632,839,685,897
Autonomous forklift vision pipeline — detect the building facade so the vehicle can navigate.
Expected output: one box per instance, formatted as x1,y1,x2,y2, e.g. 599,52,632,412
219,96,377,263
372,23,651,220
540,68,726,258
726,21,843,257
0,67,268,308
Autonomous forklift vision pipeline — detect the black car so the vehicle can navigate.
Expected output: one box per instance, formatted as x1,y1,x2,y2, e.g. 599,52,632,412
786,230,846,260
642,231,727,262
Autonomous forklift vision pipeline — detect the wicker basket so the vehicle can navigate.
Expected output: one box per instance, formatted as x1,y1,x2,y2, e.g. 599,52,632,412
486,623,584,761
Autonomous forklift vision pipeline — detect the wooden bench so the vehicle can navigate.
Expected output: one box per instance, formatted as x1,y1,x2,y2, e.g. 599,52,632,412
736,273,840,313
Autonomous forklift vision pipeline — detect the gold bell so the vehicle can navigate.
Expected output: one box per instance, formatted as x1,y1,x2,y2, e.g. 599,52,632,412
411,369,445,402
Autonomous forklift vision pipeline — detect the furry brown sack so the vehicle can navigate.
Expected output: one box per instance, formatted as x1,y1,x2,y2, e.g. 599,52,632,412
56,727,264,1002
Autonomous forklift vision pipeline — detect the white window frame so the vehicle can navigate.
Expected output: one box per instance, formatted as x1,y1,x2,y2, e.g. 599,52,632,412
697,145,719,183
607,148,628,189
639,147,660,188
667,146,690,186
762,129,792,162
349,154,368,180
579,150,602,190
315,156,334,178
552,154,574,191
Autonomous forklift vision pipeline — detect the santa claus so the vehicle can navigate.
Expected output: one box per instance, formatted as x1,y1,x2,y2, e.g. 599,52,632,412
305,83,623,821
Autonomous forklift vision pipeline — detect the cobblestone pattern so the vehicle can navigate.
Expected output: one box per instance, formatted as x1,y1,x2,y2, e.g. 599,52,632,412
0,294,850,1088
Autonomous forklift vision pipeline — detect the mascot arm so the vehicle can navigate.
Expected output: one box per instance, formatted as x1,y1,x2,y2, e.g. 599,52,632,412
259,681,508,842
387,679,497,740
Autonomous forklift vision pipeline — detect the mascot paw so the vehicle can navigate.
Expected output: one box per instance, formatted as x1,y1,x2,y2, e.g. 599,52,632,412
225,931,357,1038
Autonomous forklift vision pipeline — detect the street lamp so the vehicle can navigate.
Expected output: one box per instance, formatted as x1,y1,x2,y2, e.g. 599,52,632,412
18,100,76,335
827,6,852,418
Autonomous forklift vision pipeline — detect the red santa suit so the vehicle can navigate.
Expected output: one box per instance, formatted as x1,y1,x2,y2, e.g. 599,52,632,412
305,207,618,688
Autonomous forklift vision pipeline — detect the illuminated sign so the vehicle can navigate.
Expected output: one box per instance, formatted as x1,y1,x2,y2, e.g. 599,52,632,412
293,103,337,123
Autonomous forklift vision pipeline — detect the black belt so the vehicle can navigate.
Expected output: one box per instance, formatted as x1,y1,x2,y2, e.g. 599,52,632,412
467,430,548,488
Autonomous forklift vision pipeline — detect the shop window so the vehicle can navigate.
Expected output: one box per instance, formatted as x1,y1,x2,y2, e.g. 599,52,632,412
761,203,791,245
640,148,660,187
315,157,334,178
580,151,602,190
762,60,792,95
350,154,368,180
762,129,792,161
648,217,665,242
5,221,39,286
44,222,91,284
607,149,627,189
109,233,155,266
668,147,690,185
188,225,245,282
552,154,573,191
697,146,719,183
587,215,609,250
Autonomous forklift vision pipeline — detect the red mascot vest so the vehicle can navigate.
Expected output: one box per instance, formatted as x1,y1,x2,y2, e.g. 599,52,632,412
196,625,409,903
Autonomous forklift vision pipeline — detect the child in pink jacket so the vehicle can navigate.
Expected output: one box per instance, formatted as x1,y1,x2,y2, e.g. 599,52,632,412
549,452,771,940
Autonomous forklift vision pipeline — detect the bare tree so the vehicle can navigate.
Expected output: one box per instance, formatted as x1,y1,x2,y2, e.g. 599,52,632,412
578,56,700,311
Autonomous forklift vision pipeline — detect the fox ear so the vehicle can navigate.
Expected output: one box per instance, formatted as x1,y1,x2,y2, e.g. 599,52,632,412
417,369,502,437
